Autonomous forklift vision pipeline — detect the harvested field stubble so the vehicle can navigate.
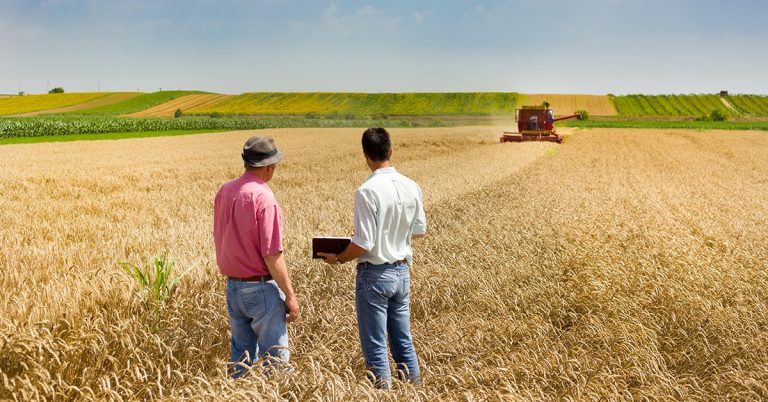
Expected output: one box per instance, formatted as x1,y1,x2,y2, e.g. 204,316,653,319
1,127,767,400
126,94,229,117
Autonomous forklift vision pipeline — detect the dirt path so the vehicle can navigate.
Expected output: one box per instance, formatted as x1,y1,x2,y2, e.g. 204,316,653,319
126,94,229,117
719,97,741,115
14,93,142,116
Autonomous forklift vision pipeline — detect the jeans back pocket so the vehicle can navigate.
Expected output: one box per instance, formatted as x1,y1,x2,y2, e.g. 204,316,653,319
364,278,397,304
240,286,267,319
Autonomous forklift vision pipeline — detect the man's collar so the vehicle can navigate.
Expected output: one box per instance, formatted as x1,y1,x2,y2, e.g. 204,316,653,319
243,171,266,184
370,166,396,177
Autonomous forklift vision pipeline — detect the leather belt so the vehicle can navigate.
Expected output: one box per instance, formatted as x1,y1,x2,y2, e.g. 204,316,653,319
358,259,407,268
228,274,272,282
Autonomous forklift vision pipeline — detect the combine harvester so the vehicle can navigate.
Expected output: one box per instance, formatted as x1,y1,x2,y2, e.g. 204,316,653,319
500,105,581,144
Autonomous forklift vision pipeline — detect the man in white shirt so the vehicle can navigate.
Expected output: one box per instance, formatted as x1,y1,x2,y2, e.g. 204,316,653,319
318,127,426,389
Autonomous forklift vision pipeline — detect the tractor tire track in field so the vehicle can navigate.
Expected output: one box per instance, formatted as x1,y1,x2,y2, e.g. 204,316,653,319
719,97,741,116
125,94,229,117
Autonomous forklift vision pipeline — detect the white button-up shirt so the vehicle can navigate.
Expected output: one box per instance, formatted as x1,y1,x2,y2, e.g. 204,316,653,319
352,167,427,266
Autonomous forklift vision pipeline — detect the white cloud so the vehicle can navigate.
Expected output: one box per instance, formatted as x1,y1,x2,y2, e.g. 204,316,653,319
315,2,402,39
413,10,432,22
356,5,380,18
136,17,173,31
41,0,73,6
463,5,487,19
323,1,338,18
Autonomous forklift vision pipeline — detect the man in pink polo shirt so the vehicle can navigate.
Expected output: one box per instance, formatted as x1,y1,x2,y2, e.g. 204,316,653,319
213,136,300,378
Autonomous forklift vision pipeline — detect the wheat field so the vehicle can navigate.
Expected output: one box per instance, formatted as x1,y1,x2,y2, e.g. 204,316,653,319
13,94,143,117
126,95,230,118
520,95,617,117
0,93,118,116
1,127,767,400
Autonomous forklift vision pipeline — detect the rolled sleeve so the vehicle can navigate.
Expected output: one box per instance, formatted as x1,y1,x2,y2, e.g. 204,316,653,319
257,204,284,257
352,189,377,251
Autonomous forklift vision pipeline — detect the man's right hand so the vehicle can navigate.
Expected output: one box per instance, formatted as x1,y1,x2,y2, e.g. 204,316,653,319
316,252,339,265
264,252,300,323
285,296,300,323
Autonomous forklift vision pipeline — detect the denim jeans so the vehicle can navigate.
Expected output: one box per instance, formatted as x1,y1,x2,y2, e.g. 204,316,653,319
355,262,420,388
226,279,289,378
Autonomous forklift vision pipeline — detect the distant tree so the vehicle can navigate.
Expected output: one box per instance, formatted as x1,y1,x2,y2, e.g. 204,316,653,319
18,91,25,96
174,108,183,118
696,109,728,122
709,109,727,121
49,87,64,94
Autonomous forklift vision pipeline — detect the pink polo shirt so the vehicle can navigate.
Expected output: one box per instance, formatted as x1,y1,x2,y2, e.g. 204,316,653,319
213,172,284,278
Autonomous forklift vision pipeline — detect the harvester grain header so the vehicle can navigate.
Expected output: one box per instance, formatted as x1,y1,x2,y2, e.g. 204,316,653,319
500,105,581,144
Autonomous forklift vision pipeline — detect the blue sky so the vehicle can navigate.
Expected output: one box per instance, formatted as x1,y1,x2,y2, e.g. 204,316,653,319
1,0,766,94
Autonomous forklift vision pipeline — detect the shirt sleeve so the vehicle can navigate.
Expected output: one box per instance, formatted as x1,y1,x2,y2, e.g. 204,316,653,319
351,188,377,251
412,185,427,235
212,191,220,237
257,204,284,257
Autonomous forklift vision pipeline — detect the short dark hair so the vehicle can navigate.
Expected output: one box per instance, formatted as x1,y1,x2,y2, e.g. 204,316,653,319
361,127,391,162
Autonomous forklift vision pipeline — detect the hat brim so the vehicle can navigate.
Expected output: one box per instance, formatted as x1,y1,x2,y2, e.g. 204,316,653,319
243,150,284,167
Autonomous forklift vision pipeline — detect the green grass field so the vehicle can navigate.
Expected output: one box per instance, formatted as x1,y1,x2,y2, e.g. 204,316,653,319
722,95,768,116
0,130,228,145
613,94,768,117
188,92,522,116
614,95,727,117
68,91,207,115
6,91,767,120
0,115,440,141
188,92,768,119
561,119,768,131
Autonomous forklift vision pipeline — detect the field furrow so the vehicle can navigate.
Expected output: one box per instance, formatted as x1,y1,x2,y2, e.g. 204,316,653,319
126,94,229,117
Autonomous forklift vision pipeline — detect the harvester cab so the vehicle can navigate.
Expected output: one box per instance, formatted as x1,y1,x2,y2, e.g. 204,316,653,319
500,105,581,144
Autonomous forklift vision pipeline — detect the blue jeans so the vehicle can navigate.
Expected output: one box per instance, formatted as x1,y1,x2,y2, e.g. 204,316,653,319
226,279,289,378
355,262,420,388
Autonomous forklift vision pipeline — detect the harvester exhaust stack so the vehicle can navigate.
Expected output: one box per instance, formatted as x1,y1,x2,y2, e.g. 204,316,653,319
500,105,581,144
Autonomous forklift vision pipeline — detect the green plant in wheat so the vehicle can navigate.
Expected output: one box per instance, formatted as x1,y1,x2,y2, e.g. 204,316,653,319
120,252,192,311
